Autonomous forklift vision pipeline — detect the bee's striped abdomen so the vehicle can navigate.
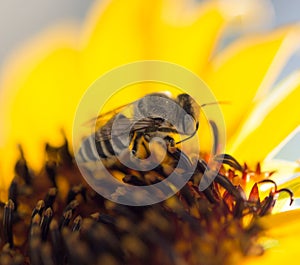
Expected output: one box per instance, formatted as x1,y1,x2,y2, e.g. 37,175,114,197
77,133,129,163
77,136,101,162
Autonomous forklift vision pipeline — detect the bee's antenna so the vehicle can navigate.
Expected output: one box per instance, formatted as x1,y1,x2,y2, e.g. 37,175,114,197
176,122,199,145
200,101,230,108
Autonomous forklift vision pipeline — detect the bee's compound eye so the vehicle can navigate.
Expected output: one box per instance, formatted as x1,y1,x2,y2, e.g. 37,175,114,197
169,139,175,147
183,114,195,135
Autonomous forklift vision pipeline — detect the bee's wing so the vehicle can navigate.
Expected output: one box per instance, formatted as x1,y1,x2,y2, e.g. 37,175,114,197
83,102,135,128
94,117,169,142
93,114,129,142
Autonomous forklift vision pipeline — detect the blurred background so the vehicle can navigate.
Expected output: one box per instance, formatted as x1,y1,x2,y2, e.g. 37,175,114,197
0,0,300,162
1,0,300,66
0,0,92,64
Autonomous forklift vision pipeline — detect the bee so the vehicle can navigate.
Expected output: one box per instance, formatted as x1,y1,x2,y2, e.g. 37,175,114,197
75,92,240,205
76,92,200,166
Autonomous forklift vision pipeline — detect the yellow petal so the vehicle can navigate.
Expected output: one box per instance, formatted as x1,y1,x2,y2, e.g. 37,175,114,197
243,209,300,264
0,24,81,187
82,0,241,80
227,71,300,164
279,177,300,198
203,26,300,139
263,159,300,184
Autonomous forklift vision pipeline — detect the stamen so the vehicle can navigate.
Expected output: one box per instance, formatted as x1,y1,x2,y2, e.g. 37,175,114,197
44,188,57,209
276,188,294,206
3,200,14,248
40,208,53,241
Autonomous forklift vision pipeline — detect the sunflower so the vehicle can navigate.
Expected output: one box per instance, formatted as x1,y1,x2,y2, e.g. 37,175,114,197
0,0,300,264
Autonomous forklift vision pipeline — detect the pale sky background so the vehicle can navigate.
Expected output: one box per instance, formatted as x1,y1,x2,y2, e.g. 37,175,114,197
0,0,300,161
0,0,300,65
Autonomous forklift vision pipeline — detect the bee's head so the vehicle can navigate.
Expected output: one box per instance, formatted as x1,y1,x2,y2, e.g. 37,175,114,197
177,93,199,135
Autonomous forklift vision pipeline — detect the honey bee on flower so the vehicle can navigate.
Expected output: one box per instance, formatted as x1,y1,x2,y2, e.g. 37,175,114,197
1,0,300,264
77,92,200,165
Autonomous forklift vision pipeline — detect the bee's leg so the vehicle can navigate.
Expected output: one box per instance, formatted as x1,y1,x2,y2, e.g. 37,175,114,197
163,137,220,204
163,136,193,170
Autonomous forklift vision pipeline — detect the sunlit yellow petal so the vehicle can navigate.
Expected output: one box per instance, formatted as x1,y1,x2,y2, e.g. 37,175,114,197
262,159,300,188
263,159,300,173
82,0,242,80
151,0,227,73
279,178,300,198
227,71,300,164
0,24,80,186
243,209,300,264
203,26,300,139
